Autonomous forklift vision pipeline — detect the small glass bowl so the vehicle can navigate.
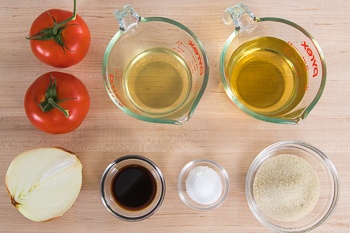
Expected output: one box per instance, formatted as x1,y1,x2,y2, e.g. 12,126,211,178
100,155,166,221
177,159,229,210
246,141,339,232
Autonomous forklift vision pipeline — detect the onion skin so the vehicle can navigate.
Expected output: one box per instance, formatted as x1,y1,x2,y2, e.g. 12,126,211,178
5,147,83,222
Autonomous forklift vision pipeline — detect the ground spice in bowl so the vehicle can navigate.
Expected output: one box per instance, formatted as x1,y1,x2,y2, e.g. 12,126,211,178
253,154,320,222
247,141,339,232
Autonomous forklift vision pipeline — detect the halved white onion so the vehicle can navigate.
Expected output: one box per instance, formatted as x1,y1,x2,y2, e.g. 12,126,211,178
5,147,82,222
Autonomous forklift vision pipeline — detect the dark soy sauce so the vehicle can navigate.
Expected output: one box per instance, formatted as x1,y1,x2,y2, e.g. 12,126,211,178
111,165,156,210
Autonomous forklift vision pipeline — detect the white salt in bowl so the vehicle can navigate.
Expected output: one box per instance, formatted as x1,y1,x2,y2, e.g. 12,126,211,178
246,140,339,232
177,159,229,210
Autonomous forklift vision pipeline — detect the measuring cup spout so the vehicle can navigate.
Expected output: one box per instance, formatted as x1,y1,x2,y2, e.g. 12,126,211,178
223,3,256,31
115,5,141,31
284,111,308,125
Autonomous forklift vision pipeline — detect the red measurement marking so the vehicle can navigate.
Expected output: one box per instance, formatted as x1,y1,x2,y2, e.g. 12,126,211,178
301,41,319,78
109,74,116,93
188,40,203,76
194,81,198,90
108,71,124,107
174,40,185,54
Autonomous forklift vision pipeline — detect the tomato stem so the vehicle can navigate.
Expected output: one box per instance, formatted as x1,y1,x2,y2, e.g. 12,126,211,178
27,0,78,52
47,98,70,118
52,0,77,35
35,75,77,118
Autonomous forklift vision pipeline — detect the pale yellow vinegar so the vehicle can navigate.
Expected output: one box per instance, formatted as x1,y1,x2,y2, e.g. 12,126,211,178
125,48,191,114
226,37,308,116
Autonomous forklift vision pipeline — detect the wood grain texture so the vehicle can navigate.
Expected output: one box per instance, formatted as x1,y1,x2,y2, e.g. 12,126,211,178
1,0,350,232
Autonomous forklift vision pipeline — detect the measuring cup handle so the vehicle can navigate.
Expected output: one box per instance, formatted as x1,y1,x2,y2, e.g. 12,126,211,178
223,3,256,31
115,5,141,31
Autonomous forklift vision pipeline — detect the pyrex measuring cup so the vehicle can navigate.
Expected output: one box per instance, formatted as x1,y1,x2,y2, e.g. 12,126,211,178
220,3,326,124
102,5,209,124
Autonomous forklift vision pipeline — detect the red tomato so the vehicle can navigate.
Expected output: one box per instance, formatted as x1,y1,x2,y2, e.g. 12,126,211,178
24,72,90,134
28,4,90,68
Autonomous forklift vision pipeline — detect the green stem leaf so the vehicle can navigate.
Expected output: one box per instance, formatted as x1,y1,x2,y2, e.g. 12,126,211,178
27,0,77,52
47,98,69,118
52,0,77,35
34,75,77,118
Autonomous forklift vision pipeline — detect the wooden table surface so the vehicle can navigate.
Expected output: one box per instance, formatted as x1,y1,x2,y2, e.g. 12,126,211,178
1,0,349,232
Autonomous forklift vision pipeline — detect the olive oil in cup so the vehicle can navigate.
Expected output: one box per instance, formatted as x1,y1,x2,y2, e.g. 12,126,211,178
220,3,326,124
226,37,308,117
100,155,166,221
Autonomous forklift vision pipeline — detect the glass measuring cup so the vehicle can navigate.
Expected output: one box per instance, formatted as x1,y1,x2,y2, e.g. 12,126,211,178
220,3,326,124
102,5,209,124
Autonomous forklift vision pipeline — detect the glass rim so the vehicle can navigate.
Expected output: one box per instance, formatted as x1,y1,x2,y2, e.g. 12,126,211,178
219,17,327,124
102,17,209,125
